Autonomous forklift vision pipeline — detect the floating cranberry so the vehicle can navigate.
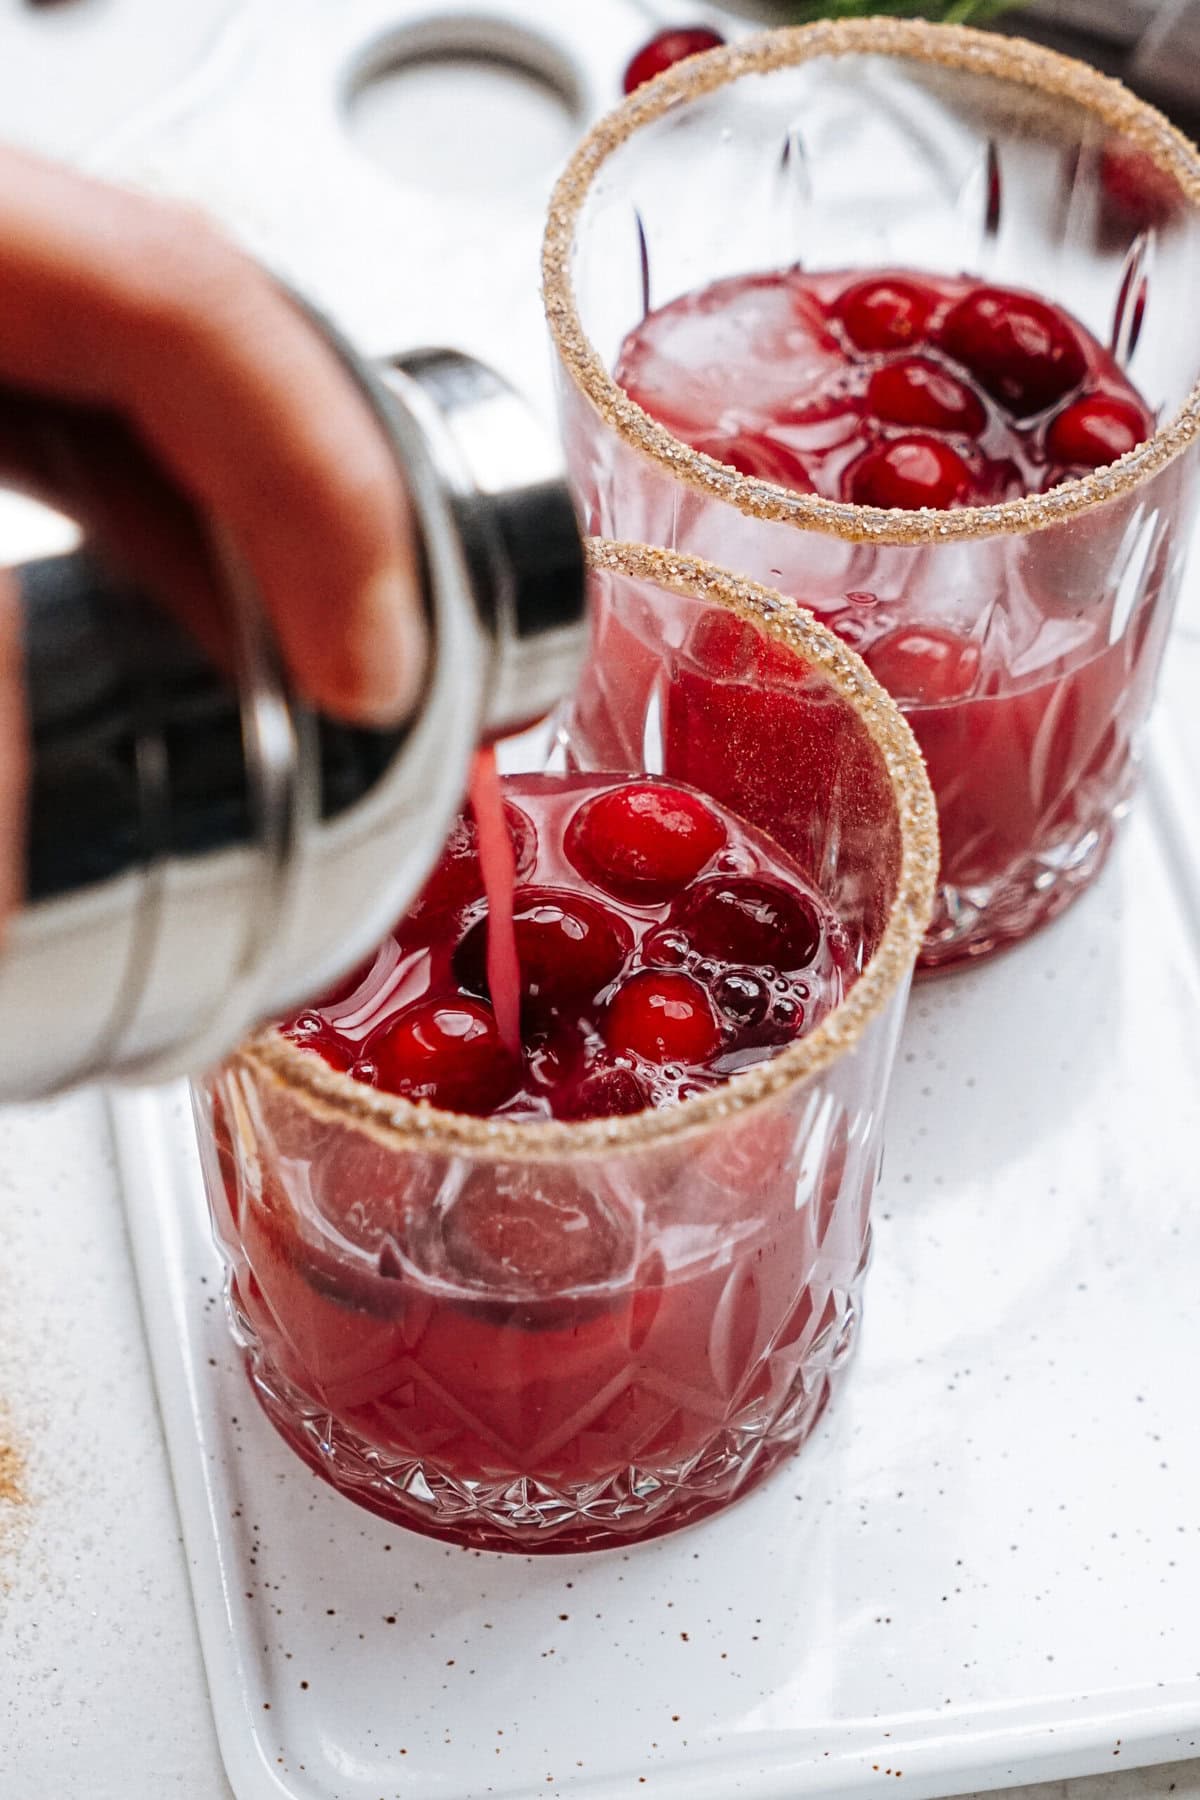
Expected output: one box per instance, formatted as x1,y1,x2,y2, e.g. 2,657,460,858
604,970,722,1066
837,275,937,353
285,772,845,1126
372,999,516,1114
1045,392,1148,468
623,26,726,96
440,1171,636,1294
565,780,727,903
865,625,981,706
556,1064,649,1122
410,803,536,920
694,430,815,494
455,889,631,1022
866,357,987,437
940,285,1087,417
676,876,821,970
846,435,973,510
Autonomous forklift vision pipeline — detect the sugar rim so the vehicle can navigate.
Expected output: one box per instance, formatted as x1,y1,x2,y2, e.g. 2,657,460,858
542,18,1200,547
242,540,938,1163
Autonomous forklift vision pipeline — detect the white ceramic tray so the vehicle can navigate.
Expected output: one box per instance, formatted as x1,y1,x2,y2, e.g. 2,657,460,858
88,0,706,422
112,647,1200,1800
101,1,1200,1794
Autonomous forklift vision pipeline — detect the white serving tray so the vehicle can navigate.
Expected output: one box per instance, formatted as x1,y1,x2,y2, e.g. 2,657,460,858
99,1,1200,1794
112,652,1200,1800
87,0,708,423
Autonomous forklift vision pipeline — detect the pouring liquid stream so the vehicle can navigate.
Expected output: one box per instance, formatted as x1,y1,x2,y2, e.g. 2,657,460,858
468,747,523,1060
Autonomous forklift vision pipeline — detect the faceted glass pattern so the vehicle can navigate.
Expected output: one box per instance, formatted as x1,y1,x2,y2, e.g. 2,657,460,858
194,554,925,1552
549,33,1200,962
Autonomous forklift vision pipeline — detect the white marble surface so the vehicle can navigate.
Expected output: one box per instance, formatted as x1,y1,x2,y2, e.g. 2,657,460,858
0,1094,231,1800
0,3,1198,1798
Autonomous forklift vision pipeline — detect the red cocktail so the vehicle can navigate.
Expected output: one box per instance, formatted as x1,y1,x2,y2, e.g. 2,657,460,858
545,22,1200,963
284,770,852,1114
197,544,936,1551
614,266,1166,909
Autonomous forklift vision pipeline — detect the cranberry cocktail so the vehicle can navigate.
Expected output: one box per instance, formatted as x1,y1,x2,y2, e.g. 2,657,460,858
545,22,1200,963
213,771,851,1549
616,267,1160,913
199,546,935,1551
285,771,851,1116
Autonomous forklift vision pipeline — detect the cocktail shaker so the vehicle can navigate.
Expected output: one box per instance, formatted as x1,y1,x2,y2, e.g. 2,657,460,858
0,332,586,1100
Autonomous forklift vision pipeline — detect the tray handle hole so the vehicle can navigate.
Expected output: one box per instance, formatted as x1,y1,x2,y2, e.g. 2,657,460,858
344,17,583,198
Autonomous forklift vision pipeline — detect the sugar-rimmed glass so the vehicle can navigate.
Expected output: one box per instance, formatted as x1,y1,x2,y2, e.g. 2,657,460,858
194,541,936,1553
544,20,1200,965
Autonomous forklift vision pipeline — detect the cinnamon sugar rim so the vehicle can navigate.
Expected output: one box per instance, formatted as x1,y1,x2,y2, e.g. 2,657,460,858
543,19,1200,547
243,540,938,1162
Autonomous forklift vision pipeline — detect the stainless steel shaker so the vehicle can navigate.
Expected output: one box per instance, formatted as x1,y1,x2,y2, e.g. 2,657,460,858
0,330,586,1100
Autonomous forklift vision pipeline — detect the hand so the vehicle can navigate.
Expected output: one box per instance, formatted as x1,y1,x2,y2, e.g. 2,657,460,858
0,144,427,933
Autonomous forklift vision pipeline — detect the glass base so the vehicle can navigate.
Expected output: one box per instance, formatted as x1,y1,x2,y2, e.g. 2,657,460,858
919,812,1118,971
233,1284,865,1555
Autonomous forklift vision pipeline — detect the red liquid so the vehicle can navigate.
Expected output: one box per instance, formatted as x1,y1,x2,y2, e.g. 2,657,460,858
613,269,1163,957
469,748,521,1058
214,774,861,1548
617,269,1151,506
283,771,850,1119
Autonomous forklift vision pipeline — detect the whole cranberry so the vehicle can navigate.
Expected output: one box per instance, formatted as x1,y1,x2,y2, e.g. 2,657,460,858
940,285,1087,417
865,625,981,706
675,876,821,970
866,357,987,437
1045,392,1148,468
837,275,938,353
623,27,726,96
555,1064,649,1122
694,430,815,495
409,803,536,920
604,970,722,1065
440,1170,635,1293
565,780,726,902
372,1000,517,1114
455,889,631,1022
845,435,974,510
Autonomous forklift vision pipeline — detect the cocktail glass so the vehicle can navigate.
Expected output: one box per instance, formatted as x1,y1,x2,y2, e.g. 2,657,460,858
194,541,935,1552
544,20,1200,964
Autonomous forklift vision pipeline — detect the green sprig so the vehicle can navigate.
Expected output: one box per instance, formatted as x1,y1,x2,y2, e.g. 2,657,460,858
784,1,1028,25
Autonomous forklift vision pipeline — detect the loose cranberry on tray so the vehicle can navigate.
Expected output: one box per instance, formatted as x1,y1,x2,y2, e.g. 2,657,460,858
623,26,725,96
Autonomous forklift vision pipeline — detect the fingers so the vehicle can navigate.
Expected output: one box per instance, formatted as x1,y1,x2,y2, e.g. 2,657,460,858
0,571,28,936
0,148,426,726
0,394,231,670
